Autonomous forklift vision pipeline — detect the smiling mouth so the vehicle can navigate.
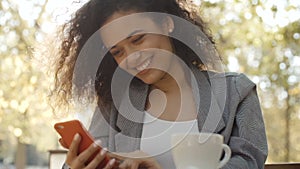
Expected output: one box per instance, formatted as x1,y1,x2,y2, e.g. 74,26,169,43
136,57,152,72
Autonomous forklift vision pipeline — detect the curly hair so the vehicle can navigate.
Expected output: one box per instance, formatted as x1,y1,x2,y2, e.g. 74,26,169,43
51,0,219,113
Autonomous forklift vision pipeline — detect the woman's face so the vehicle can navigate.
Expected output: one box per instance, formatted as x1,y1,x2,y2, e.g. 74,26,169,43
100,11,175,85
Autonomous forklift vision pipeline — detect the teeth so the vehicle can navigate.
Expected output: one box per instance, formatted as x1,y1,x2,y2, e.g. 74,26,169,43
136,59,151,71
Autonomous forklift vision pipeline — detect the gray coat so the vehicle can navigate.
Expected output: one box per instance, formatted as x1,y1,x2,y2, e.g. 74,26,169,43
88,69,268,169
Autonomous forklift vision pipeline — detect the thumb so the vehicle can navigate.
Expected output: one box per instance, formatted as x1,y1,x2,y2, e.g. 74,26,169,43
108,151,149,159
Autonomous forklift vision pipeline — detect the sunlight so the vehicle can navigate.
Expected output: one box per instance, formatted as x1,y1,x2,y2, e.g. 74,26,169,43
256,0,300,28
227,56,239,72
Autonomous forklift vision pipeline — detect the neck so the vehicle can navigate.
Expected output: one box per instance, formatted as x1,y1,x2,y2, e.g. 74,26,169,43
147,58,197,121
151,58,190,95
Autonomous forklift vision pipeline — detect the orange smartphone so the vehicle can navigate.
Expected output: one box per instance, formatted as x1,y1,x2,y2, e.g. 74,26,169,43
54,120,111,169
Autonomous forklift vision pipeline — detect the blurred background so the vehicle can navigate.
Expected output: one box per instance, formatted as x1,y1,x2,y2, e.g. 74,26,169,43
0,0,299,168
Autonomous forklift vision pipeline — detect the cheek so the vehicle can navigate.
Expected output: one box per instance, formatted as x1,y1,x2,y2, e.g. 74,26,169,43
114,57,123,65
115,58,127,70
113,55,127,67
115,58,136,75
142,35,164,49
152,37,173,53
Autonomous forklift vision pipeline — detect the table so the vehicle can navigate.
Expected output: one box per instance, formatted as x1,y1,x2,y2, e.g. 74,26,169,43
265,163,300,169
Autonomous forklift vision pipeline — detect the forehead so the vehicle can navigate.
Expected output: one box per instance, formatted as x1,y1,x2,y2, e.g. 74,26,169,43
100,12,166,48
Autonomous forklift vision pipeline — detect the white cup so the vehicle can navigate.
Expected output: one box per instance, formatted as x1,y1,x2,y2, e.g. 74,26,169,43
171,133,231,169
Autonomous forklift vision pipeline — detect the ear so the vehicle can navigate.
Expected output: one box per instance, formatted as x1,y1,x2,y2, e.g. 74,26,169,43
162,16,175,34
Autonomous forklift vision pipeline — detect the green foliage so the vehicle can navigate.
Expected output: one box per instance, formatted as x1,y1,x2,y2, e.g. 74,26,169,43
200,0,300,162
0,0,57,164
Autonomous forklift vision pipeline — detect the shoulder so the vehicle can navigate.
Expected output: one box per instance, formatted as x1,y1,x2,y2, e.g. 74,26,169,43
207,71,256,100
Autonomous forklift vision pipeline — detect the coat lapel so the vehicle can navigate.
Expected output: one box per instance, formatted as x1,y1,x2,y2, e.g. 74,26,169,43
114,79,149,152
191,67,226,134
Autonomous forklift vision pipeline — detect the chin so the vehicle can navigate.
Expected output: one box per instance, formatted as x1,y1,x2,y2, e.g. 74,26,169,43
138,74,164,85
134,69,166,85
139,78,154,85
135,75,155,85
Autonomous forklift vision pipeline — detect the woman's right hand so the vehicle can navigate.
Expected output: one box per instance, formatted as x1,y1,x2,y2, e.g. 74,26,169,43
60,133,116,169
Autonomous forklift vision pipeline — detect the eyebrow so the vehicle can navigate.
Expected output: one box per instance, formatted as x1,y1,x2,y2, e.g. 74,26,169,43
109,29,144,49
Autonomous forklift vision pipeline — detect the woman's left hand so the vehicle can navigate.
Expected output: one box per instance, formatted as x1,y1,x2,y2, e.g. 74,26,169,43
109,150,162,169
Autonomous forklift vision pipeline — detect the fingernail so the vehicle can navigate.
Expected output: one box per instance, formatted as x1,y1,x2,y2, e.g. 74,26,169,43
95,140,102,146
100,148,107,156
109,158,115,166
93,140,102,148
74,133,80,140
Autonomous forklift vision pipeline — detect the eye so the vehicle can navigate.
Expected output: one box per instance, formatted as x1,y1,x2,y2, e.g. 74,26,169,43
110,49,123,58
131,34,145,44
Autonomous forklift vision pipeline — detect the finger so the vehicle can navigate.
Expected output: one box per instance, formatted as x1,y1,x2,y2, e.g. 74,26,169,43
59,138,68,149
66,133,81,161
102,158,116,169
119,159,139,169
118,159,129,169
73,141,101,167
109,151,148,159
132,161,139,169
84,147,107,169
108,152,127,160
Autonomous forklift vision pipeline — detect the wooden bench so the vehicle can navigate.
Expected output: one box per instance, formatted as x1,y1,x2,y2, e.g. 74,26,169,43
265,163,300,169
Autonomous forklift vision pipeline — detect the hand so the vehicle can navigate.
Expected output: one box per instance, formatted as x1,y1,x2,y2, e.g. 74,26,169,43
109,150,162,169
60,133,116,169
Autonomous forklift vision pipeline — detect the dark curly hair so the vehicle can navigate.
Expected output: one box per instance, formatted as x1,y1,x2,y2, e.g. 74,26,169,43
51,0,219,114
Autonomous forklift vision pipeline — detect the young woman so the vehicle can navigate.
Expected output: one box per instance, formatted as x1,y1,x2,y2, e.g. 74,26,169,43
52,0,268,168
